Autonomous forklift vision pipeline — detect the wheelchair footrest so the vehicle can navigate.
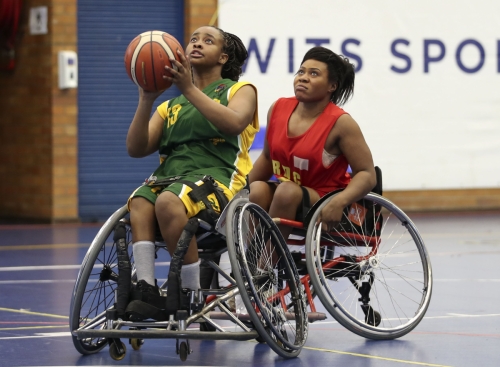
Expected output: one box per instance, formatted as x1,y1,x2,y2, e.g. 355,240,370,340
307,312,327,323
74,328,258,341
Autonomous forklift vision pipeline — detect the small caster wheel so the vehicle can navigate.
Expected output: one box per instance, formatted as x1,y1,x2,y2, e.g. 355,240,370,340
365,308,381,327
179,341,188,362
109,341,126,361
130,338,144,350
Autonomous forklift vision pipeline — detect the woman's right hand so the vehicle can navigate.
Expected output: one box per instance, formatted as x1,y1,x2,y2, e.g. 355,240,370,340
318,196,345,232
138,86,164,102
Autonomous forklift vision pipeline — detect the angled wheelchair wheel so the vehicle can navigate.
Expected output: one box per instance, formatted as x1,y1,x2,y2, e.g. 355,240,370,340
69,205,133,354
226,198,308,358
305,192,433,340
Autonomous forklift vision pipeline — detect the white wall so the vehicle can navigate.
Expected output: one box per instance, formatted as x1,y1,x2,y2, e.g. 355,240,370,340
219,0,500,190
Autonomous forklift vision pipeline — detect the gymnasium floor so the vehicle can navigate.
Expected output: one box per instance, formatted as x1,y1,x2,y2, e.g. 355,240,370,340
0,210,499,367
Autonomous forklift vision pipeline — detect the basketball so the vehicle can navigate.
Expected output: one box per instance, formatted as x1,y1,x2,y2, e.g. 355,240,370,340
124,30,184,92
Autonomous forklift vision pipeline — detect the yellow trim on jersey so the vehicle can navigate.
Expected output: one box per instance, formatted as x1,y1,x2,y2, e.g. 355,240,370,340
227,81,260,194
157,100,171,120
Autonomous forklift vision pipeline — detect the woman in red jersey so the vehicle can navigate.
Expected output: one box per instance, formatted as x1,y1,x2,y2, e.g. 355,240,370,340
249,46,376,237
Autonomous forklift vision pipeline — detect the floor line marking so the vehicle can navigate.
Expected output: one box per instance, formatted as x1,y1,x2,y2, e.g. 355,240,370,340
35,331,71,336
0,321,67,325
0,262,170,272
0,244,90,251
0,279,75,284
0,307,68,319
0,265,82,271
302,345,453,366
1,278,492,283
0,331,70,339
446,313,500,317
0,325,68,331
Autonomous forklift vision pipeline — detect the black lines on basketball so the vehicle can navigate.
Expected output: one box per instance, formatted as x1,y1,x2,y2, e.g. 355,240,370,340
149,31,157,91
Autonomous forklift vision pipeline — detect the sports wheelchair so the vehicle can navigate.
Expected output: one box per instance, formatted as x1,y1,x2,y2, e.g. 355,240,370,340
275,166,433,340
69,190,310,362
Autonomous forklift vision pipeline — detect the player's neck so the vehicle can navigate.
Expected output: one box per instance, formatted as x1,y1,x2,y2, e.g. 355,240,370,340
297,99,330,119
192,70,223,91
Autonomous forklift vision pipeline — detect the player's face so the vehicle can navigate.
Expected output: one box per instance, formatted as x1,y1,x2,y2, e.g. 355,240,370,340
294,59,335,103
186,26,228,68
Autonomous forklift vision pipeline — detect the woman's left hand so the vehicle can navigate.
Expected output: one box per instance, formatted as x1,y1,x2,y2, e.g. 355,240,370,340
165,49,194,93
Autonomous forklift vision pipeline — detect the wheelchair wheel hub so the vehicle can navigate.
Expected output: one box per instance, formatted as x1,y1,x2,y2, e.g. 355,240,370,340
99,265,114,282
368,256,380,269
268,270,277,285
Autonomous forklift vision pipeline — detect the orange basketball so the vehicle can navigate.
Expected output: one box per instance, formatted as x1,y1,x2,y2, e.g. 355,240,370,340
124,30,184,92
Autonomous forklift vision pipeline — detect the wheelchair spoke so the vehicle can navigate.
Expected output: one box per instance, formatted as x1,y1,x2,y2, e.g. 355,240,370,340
227,200,307,356
372,270,415,326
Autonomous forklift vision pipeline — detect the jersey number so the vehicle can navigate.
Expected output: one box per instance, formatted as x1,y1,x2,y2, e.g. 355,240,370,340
167,104,182,128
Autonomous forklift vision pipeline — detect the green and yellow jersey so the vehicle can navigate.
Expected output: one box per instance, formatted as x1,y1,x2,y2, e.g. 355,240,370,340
153,79,259,195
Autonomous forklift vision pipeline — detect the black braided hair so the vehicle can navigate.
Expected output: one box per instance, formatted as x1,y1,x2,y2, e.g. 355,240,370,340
301,46,355,106
210,26,248,81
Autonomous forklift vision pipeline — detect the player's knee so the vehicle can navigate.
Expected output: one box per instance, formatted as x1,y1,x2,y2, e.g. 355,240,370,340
273,182,302,209
155,191,185,221
129,197,154,225
250,181,273,210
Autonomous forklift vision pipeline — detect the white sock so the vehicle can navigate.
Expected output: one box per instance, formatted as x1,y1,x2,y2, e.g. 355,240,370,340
181,260,201,290
132,241,156,286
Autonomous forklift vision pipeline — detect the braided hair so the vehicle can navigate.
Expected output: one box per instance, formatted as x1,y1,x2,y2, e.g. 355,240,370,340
301,46,355,106
210,26,248,81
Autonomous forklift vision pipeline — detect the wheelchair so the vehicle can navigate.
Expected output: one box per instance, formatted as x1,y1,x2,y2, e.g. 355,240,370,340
69,190,309,362
275,167,433,340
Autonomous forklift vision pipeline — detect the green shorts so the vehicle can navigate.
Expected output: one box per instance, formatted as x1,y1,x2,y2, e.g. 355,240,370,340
128,176,234,218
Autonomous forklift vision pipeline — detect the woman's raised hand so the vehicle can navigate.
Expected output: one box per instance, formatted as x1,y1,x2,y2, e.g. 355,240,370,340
165,49,194,93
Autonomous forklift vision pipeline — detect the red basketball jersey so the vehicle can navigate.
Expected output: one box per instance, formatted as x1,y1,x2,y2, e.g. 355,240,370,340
267,97,351,197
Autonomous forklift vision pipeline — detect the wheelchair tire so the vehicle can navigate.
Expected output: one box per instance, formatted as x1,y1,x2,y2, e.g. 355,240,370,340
305,192,433,340
225,198,308,358
69,205,132,354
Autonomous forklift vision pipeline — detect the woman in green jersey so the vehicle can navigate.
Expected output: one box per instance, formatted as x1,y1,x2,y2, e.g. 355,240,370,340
125,26,258,318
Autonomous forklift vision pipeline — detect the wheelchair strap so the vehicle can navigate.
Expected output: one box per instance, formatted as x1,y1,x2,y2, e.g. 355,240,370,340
180,176,229,225
145,175,184,186
296,186,311,222
146,175,228,225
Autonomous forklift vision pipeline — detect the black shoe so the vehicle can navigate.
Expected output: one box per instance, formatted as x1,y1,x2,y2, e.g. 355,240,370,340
130,280,165,306
125,300,168,321
125,280,167,321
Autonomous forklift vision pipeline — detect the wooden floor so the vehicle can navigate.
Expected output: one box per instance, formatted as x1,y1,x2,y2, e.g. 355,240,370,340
0,211,499,367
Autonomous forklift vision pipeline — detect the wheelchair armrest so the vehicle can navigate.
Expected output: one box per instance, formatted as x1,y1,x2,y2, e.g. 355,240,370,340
372,166,383,195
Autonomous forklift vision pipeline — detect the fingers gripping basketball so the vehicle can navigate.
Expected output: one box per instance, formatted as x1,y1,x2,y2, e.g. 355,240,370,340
124,30,185,92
